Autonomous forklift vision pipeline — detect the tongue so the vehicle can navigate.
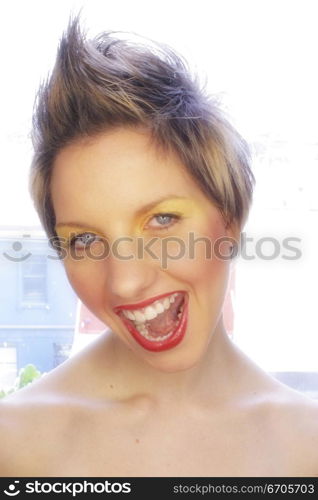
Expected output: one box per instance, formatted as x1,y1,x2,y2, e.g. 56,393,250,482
145,295,183,337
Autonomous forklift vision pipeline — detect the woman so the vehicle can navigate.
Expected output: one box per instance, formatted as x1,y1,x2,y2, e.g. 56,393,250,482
1,19,317,477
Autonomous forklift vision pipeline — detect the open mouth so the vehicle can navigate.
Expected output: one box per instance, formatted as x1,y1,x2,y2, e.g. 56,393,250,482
115,291,188,352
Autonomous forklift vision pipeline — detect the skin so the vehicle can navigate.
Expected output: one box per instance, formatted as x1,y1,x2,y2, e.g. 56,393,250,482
0,127,318,477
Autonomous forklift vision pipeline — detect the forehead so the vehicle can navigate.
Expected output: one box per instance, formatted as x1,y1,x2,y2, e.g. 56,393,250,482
51,128,211,222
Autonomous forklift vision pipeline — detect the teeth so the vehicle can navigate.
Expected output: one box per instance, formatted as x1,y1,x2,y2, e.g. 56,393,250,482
136,327,174,342
120,293,185,344
143,305,157,320
153,332,173,341
134,310,146,323
154,302,165,314
133,301,184,342
163,297,170,310
136,323,148,334
121,292,183,324
124,310,135,321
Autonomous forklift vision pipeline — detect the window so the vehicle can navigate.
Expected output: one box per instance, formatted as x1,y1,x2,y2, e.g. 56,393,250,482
20,255,48,308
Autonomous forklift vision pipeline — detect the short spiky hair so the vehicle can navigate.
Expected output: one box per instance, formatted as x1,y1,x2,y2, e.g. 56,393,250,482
30,18,255,241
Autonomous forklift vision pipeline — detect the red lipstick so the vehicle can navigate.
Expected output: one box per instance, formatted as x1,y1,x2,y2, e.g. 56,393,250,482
115,292,188,352
114,290,185,312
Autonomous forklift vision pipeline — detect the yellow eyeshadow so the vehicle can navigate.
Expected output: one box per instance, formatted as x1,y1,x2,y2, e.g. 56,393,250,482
54,199,199,241
54,225,103,246
153,199,197,214
138,199,198,227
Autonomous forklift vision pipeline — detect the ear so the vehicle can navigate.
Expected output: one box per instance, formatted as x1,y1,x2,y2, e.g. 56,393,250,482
224,219,241,262
225,219,241,242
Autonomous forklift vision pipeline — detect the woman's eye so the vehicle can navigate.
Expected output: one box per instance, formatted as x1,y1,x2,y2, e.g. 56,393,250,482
146,213,181,230
69,232,100,248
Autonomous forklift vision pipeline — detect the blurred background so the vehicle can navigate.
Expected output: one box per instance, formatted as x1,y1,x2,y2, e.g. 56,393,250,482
0,0,317,397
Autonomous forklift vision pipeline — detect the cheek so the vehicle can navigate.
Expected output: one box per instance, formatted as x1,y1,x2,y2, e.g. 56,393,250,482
64,261,106,310
165,215,231,283
171,244,229,298
165,217,232,329
194,220,231,299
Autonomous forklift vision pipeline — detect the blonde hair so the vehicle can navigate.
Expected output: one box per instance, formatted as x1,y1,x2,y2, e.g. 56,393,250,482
30,18,255,241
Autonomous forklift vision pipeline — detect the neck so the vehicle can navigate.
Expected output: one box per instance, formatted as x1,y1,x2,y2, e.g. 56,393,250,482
104,318,242,409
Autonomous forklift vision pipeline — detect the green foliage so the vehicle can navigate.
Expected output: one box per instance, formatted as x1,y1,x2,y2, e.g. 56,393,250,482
0,363,42,399
17,363,42,389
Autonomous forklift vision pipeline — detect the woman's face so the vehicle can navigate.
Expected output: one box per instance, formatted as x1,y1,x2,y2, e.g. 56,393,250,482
51,128,237,372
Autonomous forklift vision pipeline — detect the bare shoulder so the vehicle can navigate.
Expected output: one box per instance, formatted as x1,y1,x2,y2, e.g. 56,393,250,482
0,356,91,476
0,380,71,476
269,386,318,437
259,384,318,476
0,339,116,476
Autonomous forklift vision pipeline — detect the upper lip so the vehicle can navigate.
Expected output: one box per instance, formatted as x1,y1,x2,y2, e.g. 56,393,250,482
114,290,186,313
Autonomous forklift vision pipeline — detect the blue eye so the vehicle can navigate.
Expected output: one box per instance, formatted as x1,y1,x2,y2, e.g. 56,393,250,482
69,232,99,248
156,215,174,225
148,213,181,230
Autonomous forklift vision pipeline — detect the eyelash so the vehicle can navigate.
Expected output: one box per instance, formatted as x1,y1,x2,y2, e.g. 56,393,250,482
68,213,181,247
146,213,181,231
69,233,101,248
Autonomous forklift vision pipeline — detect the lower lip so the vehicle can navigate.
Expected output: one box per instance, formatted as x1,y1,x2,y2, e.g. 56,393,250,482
120,295,188,352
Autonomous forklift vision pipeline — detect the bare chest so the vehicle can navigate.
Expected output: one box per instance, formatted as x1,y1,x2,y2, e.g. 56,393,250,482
43,412,290,477
9,403,309,477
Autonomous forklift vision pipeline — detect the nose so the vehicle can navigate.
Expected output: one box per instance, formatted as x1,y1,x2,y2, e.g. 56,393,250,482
105,237,158,301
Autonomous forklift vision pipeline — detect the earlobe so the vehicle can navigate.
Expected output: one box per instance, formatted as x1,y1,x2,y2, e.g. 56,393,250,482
224,220,241,261
225,219,241,244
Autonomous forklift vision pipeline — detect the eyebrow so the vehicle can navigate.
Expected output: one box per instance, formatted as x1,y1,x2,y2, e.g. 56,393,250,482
54,195,190,230
134,195,190,217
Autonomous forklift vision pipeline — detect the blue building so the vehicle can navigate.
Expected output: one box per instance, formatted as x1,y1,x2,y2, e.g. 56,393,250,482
0,226,78,388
